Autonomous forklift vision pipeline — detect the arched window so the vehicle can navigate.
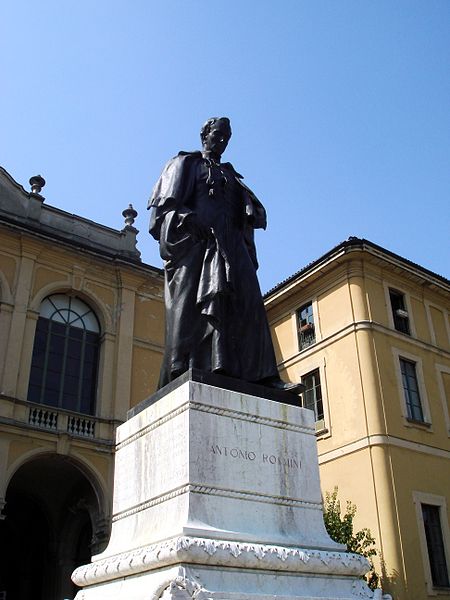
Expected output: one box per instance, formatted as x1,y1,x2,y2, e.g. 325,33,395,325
28,294,100,415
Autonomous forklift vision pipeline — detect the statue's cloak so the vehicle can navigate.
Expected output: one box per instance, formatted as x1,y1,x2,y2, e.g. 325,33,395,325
148,151,278,388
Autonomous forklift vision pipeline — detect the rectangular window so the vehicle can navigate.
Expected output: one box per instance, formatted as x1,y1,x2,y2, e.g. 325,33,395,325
301,369,324,421
389,289,410,335
400,358,425,422
297,302,316,350
422,504,450,588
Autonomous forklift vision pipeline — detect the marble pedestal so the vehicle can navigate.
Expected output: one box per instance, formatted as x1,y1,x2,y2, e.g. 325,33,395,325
73,373,378,600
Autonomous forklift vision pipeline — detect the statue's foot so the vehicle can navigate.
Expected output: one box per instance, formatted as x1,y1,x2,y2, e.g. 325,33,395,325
171,368,187,380
258,377,305,395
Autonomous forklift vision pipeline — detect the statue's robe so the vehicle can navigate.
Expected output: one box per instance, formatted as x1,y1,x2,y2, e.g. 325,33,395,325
148,151,279,388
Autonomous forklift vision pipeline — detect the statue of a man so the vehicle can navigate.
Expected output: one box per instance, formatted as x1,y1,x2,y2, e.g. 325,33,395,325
149,117,301,393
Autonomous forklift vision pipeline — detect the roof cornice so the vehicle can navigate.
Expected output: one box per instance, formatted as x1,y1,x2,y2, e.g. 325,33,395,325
265,237,449,306
0,165,153,268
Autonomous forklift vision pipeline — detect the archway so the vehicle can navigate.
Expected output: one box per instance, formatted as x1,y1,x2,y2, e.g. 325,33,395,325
0,454,104,600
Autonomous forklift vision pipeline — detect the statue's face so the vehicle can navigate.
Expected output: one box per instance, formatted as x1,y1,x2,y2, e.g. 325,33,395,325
202,120,231,157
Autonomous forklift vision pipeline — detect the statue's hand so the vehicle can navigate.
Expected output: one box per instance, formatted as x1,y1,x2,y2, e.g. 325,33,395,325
180,212,211,242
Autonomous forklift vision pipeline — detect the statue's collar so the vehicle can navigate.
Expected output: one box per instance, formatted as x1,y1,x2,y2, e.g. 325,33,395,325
176,151,243,179
178,150,202,157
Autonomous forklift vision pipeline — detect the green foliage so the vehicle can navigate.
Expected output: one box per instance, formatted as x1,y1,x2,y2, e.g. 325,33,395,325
323,487,380,590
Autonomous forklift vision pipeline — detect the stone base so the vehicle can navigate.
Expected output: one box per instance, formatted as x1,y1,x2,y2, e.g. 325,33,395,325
74,534,373,599
73,375,384,599
74,562,375,600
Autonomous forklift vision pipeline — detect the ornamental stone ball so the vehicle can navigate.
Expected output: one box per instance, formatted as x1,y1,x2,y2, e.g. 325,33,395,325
29,174,46,195
148,117,302,394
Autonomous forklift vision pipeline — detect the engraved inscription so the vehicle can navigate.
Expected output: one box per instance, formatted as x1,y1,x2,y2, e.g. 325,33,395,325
262,453,299,469
211,445,256,461
210,445,300,469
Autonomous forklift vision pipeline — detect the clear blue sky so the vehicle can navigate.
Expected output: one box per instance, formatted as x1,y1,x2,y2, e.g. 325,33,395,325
1,1,449,292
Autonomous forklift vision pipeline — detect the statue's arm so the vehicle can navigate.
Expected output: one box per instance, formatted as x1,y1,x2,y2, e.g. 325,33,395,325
148,155,209,265
243,226,259,271
237,180,267,271
149,158,183,240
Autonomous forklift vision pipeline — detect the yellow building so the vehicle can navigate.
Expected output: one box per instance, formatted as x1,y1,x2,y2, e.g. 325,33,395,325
266,237,450,600
0,168,164,599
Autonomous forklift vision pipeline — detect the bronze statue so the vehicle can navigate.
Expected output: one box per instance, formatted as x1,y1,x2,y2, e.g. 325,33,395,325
149,117,302,393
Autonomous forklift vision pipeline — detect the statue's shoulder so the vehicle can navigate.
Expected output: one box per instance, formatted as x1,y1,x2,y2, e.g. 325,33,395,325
161,151,202,174
171,150,202,163
149,152,202,211
222,161,244,179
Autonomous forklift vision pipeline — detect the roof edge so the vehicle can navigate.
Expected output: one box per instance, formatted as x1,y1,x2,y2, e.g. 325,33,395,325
265,237,449,299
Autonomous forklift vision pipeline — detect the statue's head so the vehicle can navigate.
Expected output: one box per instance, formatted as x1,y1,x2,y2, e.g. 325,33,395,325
200,117,232,158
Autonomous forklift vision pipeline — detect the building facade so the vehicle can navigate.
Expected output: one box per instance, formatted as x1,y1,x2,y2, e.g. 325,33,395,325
0,167,164,599
265,237,450,600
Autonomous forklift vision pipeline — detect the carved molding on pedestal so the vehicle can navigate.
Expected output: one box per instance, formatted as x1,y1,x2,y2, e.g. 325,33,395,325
72,535,370,587
154,576,211,600
117,400,313,451
152,576,391,600
112,484,322,523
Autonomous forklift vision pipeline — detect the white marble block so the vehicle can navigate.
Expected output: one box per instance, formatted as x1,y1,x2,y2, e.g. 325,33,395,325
73,377,383,600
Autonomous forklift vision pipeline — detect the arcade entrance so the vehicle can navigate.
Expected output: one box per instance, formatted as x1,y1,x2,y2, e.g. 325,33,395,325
0,454,105,600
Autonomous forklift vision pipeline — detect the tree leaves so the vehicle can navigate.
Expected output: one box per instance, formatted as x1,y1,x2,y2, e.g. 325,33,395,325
323,487,380,590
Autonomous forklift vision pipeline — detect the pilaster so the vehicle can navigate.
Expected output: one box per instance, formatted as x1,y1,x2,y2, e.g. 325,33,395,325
113,274,137,420
97,332,116,418
0,302,13,389
16,310,39,400
1,251,36,397
348,260,385,436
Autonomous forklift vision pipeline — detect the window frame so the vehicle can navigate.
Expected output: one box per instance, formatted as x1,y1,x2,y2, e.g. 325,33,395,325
27,294,101,416
435,364,450,437
299,358,330,436
413,491,450,595
301,368,324,422
295,298,320,352
392,347,432,429
384,282,416,338
400,357,425,422
389,288,411,335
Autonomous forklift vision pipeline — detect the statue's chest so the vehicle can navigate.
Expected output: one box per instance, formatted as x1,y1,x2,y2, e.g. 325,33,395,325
191,163,244,227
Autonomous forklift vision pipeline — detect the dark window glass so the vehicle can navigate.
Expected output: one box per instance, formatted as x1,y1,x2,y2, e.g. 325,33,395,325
34,327,48,350
27,384,41,403
422,504,450,588
45,371,61,392
297,302,316,350
66,356,81,375
70,327,83,341
67,339,82,357
63,394,78,413
48,351,64,372
80,379,96,414
44,388,59,407
389,289,410,335
400,358,424,422
29,365,44,386
84,344,96,362
301,369,324,421
30,323,46,370
27,295,100,415
51,321,66,337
